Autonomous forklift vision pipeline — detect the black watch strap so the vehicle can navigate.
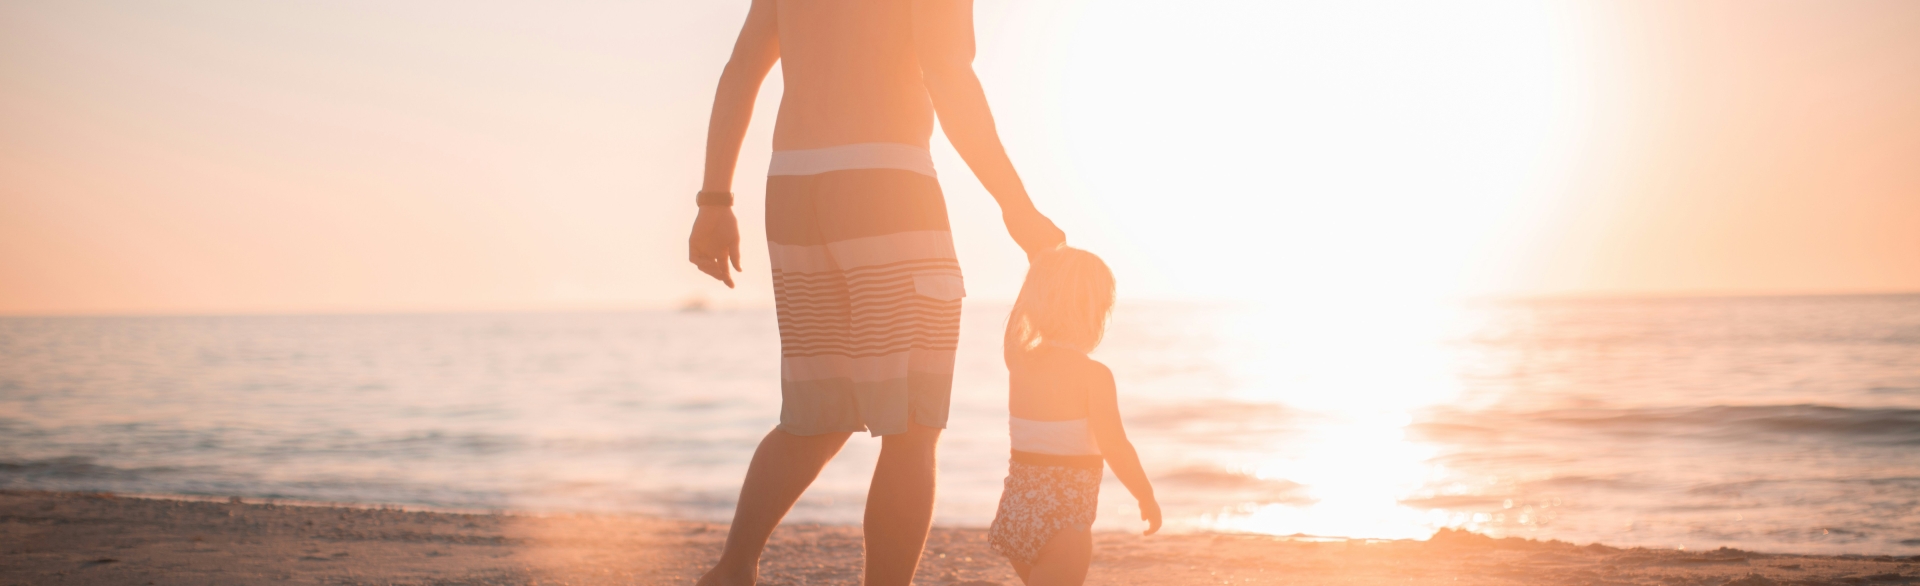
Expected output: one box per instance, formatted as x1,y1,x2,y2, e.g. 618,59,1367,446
696,191,734,207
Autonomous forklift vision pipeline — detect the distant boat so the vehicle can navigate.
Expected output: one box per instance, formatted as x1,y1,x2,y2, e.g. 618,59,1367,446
678,296,710,313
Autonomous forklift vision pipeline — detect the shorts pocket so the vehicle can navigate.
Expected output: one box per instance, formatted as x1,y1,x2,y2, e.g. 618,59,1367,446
912,273,966,302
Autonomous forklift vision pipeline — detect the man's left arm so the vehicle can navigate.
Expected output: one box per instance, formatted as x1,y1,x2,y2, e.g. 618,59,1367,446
912,0,1066,257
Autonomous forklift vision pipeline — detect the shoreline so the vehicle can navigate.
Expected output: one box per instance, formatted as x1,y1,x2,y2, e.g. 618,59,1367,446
2,491,1915,585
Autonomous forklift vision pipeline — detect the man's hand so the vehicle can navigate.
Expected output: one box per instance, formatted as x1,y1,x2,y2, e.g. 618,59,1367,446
689,206,742,288
1003,207,1065,260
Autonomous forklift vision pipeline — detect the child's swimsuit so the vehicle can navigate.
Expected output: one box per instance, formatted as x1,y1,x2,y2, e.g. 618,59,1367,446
765,143,964,437
988,416,1104,565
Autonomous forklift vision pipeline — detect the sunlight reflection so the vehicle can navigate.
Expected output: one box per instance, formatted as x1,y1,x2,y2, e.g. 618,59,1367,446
1205,410,1445,539
1200,299,1474,539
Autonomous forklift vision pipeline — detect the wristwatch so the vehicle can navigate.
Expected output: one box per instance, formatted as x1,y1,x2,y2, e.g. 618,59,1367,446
696,191,733,207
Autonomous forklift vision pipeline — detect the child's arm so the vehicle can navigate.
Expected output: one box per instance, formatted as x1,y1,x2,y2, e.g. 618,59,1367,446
689,0,780,288
910,0,1065,258
1086,360,1163,535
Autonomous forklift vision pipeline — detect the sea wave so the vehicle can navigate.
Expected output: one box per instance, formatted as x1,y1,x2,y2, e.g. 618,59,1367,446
1156,465,1311,505
1416,404,1920,443
0,456,184,481
1541,405,1920,439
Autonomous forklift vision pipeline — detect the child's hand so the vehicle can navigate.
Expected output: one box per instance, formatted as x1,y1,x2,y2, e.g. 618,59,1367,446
1139,498,1163,536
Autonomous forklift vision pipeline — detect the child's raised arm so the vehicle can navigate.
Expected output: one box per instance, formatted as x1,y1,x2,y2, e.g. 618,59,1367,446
1086,359,1162,535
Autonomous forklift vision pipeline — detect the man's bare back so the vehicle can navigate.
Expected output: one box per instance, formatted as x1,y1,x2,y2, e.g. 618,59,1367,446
773,0,934,150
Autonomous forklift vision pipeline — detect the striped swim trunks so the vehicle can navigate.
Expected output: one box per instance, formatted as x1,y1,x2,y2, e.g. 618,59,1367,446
765,143,963,437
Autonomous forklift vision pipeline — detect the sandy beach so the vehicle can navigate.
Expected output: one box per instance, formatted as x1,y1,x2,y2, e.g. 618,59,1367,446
1,491,1914,585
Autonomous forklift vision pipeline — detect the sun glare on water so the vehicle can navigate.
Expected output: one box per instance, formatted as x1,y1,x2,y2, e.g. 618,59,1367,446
1192,300,1476,540
1219,412,1442,540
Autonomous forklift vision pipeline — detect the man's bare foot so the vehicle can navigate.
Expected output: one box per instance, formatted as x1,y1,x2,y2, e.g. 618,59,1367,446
694,563,756,586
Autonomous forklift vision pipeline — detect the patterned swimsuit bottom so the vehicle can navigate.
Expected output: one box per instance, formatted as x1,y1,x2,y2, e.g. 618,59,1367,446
988,456,1102,565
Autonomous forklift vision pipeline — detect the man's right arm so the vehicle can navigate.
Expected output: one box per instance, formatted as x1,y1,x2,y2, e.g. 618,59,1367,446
702,0,780,195
689,0,780,288
912,0,1065,257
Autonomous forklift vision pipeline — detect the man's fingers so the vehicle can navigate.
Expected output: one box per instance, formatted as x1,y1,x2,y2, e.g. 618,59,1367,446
691,255,732,287
703,263,736,288
691,242,719,265
729,243,742,272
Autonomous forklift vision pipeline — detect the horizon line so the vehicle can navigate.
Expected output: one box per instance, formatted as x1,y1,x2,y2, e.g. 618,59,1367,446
3,288,1917,319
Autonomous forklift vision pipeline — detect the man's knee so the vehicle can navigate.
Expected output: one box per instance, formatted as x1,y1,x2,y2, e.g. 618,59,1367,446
768,427,853,456
879,423,941,454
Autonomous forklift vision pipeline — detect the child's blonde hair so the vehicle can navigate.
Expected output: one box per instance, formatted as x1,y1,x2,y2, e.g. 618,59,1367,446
1005,246,1116,362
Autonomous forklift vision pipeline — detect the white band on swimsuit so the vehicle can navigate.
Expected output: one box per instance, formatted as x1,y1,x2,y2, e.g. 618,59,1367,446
769,142,936,178
1010,416,1102,456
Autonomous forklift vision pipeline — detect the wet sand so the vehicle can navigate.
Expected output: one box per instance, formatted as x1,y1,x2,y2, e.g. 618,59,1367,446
2,490,1915,585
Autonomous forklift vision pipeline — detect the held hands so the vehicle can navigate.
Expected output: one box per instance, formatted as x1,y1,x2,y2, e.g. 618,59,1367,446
688,206,742,288
1003,206,1066,260
1140,496,1163,536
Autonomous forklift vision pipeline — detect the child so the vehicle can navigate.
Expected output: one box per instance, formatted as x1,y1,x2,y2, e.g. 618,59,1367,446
988,247,1161,585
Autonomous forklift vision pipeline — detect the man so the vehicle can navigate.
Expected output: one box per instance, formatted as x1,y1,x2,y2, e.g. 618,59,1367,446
685,0,1065,583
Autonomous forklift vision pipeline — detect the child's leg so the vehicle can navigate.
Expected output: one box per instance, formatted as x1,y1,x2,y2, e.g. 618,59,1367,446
1021,527,1092,586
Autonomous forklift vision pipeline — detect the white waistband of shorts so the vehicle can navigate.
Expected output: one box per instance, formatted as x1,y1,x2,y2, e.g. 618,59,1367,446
769,143,936,178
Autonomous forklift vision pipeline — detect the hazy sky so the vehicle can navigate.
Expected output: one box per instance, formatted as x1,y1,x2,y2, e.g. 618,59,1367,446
2,0,1916,315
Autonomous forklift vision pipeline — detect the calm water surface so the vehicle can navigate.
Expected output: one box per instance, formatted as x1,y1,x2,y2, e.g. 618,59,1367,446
2,295,1917,554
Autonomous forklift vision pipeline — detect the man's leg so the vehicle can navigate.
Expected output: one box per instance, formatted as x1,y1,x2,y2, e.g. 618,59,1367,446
697,427,853,586
863,422,942,586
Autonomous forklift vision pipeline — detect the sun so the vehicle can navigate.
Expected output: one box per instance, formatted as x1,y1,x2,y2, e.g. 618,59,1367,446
958,0,1600,305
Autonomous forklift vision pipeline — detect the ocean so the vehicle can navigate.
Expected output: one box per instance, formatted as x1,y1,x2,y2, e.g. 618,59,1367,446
2,294,1917,555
